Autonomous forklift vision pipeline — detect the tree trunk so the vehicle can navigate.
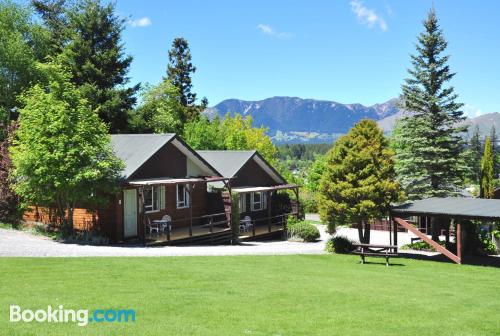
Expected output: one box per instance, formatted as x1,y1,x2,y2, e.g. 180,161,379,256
357,222,363,243
363,222,371,244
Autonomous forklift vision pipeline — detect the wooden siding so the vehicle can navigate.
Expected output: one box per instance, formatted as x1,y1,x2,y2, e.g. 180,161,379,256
130,142,187,180
230,158,277,187
142,181,211,228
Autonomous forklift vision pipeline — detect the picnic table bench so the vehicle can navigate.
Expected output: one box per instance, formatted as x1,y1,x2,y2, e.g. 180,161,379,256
352,243,398,266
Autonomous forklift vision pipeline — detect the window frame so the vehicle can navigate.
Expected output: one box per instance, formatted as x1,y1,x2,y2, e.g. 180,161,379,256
144,186,160,213
176,184,190,209
251,192,263,211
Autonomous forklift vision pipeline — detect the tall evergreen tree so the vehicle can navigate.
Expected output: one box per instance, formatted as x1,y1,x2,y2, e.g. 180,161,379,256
490,125,499,179
167,37,203,122
480,137,494,198
51,0,138,133
32,0,69,54
393,8,466,199
469,125,482,184
318,120,401,243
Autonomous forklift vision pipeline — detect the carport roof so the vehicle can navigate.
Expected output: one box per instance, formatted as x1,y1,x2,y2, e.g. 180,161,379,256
390,197,500,221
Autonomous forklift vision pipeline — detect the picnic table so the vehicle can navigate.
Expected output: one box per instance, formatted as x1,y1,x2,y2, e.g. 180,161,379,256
352,243,398,266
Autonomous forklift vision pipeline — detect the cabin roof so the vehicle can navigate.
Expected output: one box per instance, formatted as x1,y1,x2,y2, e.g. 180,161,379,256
197,150,286,184
111,134,220,179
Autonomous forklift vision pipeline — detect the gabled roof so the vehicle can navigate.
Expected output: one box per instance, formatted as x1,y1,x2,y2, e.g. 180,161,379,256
111,134,220,179
390,197,500,221
197,150,286,185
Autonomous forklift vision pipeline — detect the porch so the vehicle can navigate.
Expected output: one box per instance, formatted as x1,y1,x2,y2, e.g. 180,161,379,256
126,176,233,245
232,184,300,241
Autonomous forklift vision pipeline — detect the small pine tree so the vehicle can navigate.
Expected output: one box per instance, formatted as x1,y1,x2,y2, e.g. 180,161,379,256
490,126,499,179
469,125,482,184
318,120,401,243
393,8,467,199
480,137,494,199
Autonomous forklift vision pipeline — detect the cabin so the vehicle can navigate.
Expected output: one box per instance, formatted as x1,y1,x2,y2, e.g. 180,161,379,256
23,135,300,245
24,134,232,244
197,150,300,240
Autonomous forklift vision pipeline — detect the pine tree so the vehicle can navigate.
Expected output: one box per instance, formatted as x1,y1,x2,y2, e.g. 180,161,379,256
32,0,69,54
393,8,466,199
58,0,138,133
318,120,401,243
469,125,482,184
480,137,494,198
167,37,203,122
490,126,498,179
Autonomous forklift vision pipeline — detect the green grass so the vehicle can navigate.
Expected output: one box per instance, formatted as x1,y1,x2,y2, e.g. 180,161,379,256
0,255,499,335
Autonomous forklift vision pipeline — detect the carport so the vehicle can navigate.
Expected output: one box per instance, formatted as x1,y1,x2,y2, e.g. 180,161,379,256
390,197,500,264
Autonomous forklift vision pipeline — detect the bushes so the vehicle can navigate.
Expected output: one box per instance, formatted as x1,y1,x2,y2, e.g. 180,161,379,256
287,217,320,242
326,236,355,254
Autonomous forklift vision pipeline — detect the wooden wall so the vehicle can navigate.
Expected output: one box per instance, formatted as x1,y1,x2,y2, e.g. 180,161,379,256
230,158,277,187
130,142,187,180
144,181,210,227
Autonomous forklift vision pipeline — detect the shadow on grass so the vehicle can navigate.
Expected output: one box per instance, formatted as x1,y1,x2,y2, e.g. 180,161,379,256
399,251,500,268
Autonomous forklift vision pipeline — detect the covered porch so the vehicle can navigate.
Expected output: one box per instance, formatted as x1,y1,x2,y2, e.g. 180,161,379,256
126,176,233,245
232,184,300,240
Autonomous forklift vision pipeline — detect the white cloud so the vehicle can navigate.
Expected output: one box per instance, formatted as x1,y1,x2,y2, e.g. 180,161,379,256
350,0,388,31
463,104,484,118
257,24,292,39
129,17,152,28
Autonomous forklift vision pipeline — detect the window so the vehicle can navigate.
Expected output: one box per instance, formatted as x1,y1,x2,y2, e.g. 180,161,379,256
251,192,262,211
177,184,190,209
144,186,160,213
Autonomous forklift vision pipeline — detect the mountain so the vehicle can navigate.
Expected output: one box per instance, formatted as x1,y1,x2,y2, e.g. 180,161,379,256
205,96,498,143
205,96,400,143
463,112,500,136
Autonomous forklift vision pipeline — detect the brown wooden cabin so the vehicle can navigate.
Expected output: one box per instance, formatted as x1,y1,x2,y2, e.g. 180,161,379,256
24,134,232,244
197,150,300,240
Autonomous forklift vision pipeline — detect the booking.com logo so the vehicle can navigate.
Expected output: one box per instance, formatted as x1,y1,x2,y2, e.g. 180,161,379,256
9,305,136,327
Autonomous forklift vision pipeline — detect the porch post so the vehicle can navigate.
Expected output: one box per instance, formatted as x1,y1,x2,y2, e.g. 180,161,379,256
294,187,300,219
188,183,193,237
267,190,272,233
456,222,462,264
138,186,146,246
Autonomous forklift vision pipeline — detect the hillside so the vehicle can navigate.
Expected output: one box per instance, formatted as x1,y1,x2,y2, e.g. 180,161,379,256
205,96,498,143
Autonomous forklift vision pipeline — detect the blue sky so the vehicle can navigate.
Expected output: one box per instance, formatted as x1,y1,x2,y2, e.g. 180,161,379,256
116,0,500,116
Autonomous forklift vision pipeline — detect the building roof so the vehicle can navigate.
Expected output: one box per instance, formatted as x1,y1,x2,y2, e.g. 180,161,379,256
196,150,255,178
111,134,220,179
197,150,286,184
390,197,500,221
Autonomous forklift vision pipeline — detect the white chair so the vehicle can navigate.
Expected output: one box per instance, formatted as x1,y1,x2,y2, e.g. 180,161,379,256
160,215,172,233
147,217,159,236
240,216,253,233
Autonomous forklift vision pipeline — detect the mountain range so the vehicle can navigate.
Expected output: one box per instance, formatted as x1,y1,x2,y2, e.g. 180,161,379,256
204,96,499,143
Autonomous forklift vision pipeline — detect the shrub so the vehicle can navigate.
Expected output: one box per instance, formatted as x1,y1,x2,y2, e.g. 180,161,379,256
287,221,320,242
401,240,446,252
492,230,500,239
326,236,355,254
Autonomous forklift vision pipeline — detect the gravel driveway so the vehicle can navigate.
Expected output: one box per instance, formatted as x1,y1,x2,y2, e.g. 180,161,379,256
0,226,331,257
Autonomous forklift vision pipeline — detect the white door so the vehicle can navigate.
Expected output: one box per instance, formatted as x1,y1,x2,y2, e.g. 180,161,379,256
123,189,138,238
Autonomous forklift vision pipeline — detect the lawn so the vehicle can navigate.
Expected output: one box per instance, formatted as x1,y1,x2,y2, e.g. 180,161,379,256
0,255,499,335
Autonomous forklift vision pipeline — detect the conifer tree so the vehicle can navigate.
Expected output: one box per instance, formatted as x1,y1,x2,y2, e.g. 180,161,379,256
393,8,466,199
490,126,498,179
318,120,401,243
469,125,482,184
480,137,494,199
167,37,205,122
